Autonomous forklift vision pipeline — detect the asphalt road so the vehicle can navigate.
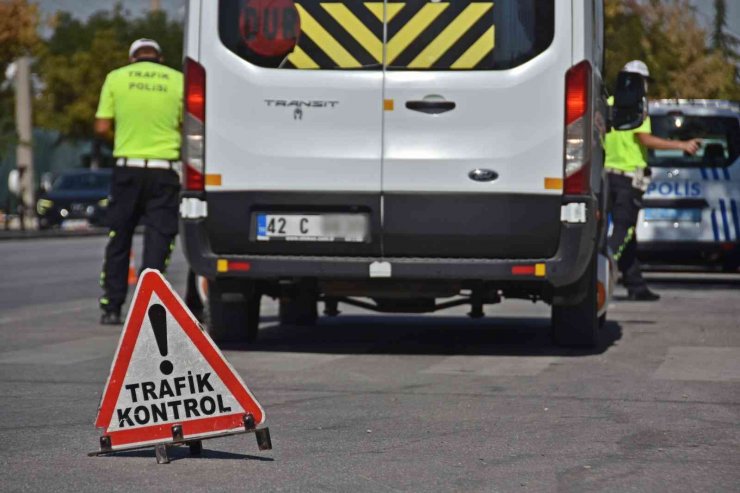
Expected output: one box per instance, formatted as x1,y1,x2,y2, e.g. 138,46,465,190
0,236,738,492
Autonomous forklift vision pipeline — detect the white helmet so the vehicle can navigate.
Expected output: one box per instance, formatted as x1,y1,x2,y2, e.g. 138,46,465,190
621,60,650,79
128,38,162,58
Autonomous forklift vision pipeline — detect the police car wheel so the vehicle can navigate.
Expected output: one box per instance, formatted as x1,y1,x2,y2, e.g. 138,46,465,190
551,252,600,348
206,281,261,344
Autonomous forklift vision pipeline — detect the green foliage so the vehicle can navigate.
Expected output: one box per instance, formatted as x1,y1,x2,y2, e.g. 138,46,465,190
0,0,40,68
0,0,41,159
605,0,740,101
604,0,647,90
36,6,183,139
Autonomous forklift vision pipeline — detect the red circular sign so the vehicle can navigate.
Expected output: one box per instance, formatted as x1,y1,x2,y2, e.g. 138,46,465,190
239,0,301,58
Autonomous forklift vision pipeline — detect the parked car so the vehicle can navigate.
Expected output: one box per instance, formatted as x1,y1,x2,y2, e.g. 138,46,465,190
180,0,643,347
637,100,740,271
36,168,112,230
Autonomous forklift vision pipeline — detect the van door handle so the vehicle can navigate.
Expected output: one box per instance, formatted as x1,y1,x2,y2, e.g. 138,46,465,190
405,100,456,114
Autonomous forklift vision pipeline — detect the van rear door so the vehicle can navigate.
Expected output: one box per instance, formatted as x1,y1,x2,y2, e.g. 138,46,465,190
381,0,570,258
200,0,384,255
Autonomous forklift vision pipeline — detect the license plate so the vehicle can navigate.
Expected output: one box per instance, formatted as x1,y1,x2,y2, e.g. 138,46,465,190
643,208,702,222
255,214,368,242
61,219,90,230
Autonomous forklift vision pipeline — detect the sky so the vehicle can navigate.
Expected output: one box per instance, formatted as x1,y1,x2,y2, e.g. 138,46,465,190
33,0,740,37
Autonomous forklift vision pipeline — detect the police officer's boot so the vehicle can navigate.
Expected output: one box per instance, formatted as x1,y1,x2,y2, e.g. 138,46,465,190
100,307,122,325
627,287,660,301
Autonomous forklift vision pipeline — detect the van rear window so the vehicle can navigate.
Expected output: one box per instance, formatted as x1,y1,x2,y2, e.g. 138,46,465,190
649,115,740,168
218,0,555,70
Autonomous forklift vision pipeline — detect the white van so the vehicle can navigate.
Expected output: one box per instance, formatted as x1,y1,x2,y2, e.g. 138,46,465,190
180,0,621,347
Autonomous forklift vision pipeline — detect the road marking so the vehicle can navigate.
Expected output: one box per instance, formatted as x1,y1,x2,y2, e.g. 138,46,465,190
653,347,740,382
0,299,90,325
225,351,347,373
421,355,558,377
0,336,118,365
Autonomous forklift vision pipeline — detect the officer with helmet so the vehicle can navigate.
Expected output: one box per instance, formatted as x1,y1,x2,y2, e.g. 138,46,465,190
95,39,184,324
605,60,702,301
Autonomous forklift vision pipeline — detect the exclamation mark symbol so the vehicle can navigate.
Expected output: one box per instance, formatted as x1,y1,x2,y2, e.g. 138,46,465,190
148,304,173,375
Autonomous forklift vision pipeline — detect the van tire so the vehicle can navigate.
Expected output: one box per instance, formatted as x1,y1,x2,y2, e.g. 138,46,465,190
206,281,261,344
552,252,599,348
279,294,318,326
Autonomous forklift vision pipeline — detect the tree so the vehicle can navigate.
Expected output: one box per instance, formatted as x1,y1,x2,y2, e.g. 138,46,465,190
35,6,183,140
605,0,740,100
36,29,128,138
0,0,40,68
711,0,738,59
604,0,646,91
0,0,41,156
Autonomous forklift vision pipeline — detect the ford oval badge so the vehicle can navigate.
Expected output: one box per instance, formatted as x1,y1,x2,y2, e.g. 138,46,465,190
468,169,498,182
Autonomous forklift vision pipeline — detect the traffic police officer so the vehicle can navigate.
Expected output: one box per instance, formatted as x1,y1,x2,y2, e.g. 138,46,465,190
95,39,183,324
605,60,701,301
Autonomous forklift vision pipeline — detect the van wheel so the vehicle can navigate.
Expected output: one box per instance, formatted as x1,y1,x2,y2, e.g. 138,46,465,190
552,252,599,348
279,294,318,326
206,281,261,344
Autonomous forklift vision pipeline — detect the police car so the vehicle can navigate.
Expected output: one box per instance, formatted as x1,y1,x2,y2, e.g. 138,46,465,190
180,0,644,347
637,100,740,271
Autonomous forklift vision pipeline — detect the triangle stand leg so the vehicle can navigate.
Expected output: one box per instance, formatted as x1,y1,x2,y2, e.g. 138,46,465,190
255,428,272,451
155,444,170,464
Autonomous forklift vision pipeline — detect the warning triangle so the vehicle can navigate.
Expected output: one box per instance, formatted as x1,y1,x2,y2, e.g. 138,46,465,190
94,269,265,451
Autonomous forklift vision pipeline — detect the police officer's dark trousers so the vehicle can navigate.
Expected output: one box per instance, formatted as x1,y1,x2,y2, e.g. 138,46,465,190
607,173,647,290
100,166,180,313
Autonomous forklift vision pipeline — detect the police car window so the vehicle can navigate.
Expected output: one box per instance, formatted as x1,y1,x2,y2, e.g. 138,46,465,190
218,0,554,70
649,115,740,168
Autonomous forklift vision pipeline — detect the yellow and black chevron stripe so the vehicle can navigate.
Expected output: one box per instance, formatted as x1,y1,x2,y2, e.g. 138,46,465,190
284,1,495,70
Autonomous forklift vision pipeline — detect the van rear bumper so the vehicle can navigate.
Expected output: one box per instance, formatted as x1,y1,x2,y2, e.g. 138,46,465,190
180,195,597,288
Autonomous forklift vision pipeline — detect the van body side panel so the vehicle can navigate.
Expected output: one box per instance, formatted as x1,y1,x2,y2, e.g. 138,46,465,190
579,0,607,195
184,0,201,61
571,0,585,64
381,0,570,257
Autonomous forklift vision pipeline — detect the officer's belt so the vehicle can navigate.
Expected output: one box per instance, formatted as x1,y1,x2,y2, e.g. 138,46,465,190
116,157,180,170
607,169,637,179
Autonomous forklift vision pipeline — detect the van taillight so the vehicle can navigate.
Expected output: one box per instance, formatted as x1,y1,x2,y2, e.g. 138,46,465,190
185,58,205,121
184,58,206,191
564,61,592,195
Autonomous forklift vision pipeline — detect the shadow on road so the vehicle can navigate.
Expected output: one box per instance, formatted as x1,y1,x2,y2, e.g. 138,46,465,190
111,447,274,462
222,315,622,357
